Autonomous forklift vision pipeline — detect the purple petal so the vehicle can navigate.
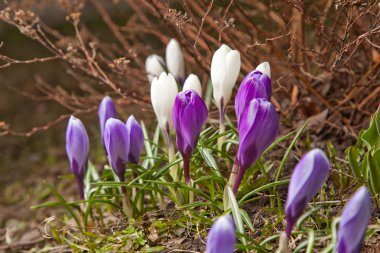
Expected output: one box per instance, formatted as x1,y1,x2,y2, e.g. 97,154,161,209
206,215,236,253
237,99,279,171
337,187,371,253
98,96,118,147
66,116,89,179
104,118,129,178
173,90,208,158
235,70,271,125
285,149,330,237
126,115,144,164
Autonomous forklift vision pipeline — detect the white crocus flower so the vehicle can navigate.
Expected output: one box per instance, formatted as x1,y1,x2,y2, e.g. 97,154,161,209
150,72,178,131
211,44,241,110
256,62,271,78
166,39,185,82
145,54,165,83
183,74,202,96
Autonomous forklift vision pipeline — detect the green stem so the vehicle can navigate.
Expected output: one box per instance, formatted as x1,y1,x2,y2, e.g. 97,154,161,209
223,157,239,211
217,107,226,152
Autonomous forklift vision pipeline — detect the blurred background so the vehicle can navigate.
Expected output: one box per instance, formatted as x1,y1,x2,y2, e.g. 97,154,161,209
0,0,379,250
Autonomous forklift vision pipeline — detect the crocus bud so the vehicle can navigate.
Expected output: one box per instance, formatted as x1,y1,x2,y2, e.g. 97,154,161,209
104,118,129,181
145,54,165,83
211,44,241,110
126,115,144,164
234,99,279,193
66,116,89,199
285,149,330,237
256,62,271,78
337,186,371,253
235,70,271,125
166,39,185,83
151,72,179,131
183,73,202,96
206,215,236,253
172,90,208,183
98,96,118,148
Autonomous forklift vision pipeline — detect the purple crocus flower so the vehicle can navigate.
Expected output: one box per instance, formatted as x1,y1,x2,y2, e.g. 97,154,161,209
172,90,208,183
234,98,279,193
103,118,129,182
337,186,371,253
235,70,271,125
285,149,330,237
206,215,236,253
66,116,89,199
126,115,144,164
98,96,118,148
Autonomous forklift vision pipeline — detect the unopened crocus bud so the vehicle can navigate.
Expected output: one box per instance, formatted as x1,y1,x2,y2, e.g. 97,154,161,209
98,96,118,148
166,39,185,83
206,215,236,253
183,74,202,96
285,149,330,237
172,90,208,183
235,70,271,125
337,186,371,253
211,44,241,111
104,118,129,181
256,62,271,78
151,72,179,132
145,54,165,83
66,116,89,199
126,115,144,164
234,99,279,193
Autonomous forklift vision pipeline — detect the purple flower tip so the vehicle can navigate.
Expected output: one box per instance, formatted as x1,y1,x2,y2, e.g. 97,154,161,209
98,96,118,148
285,149,330,237
337,186,371,253
206,215,236,253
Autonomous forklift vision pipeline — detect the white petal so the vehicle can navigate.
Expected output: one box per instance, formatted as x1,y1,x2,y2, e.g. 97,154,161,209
222,49,241,105
166,39,185,80
151,72,178,130
145,54,165,83
211,45,229,109
183,74,202,96
256,62,271,78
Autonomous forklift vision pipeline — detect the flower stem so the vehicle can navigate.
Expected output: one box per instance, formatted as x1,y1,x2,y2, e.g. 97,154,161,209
76,177,85,200
119,174,133,218
223,157,239,210
183,156,190,184
164,125,177,181
217,107,226,152
278,232,289,253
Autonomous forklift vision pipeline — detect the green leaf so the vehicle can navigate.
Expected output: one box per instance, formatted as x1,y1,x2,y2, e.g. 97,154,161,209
200,148,222,177
368,149,380,196
227,187,247,249
362,107,380,151
239,209,255,233
345,146,362,179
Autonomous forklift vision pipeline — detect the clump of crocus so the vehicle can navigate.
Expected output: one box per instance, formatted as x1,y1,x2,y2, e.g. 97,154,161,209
233,98,279,193
126,115,144,164
151,72,179,174
211,44,241,148
337,186,371,253
172,90,208,184
145,54,165,83
166,38,185,83
235,68,271,125
206,215,236,253
285,149,330,237
183,73,202,96
66,116,89,200
98,96,118,149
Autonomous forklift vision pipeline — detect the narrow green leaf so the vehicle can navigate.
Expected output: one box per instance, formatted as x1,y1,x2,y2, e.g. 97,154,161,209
239,209,255,233
227,187,247,249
